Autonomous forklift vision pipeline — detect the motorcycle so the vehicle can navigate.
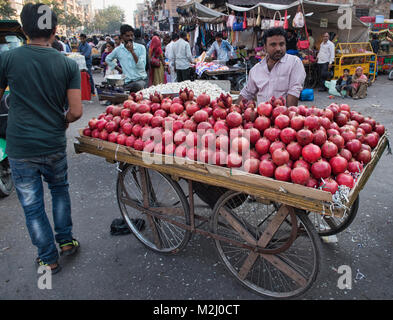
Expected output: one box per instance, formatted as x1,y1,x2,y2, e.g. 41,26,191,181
0,95,13,197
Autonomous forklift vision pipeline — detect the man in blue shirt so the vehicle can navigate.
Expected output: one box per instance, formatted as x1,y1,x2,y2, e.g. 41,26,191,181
206,32,235,63
78,33,95,95
105,25,147,92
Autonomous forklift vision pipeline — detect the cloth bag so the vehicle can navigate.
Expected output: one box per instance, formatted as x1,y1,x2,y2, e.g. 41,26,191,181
270,11,284,28
293,7,305,28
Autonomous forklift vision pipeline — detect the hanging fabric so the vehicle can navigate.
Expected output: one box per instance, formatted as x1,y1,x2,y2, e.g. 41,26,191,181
284,10,289,30
243,11,247,30
256,6,261,27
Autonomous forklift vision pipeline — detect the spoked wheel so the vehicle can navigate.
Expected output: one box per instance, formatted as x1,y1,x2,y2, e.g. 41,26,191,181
211,191,322,299
0,158,13,197
116,164,191,254
308,195,360,236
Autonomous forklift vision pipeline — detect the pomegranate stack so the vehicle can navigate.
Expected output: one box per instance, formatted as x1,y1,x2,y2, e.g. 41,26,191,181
82,89,385,195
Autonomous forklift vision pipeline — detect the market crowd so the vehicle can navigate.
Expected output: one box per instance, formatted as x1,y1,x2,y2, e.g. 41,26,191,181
0,2,377,274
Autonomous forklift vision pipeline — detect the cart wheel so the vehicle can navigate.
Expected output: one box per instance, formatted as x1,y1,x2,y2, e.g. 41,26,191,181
210,191,322,299
116,164,191,254
308,195,360,236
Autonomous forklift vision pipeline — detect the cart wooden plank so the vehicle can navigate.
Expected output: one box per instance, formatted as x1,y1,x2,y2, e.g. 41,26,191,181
74,130,388,217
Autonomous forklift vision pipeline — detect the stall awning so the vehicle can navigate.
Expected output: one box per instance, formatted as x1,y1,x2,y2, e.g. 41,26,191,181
226,0,369,43
179,0,227,18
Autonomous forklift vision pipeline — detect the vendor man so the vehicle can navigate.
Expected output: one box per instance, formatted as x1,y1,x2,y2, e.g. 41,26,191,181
238,27,306,106
105,24,147,92
206,32,235,62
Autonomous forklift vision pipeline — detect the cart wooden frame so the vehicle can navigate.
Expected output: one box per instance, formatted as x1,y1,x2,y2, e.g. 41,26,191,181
74,130,388,298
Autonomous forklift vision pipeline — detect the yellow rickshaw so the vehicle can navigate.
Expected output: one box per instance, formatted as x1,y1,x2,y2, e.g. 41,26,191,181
333,42,377,83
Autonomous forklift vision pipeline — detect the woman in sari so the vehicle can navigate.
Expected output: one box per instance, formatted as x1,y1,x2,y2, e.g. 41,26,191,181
148,36,166,86
351,66,368,99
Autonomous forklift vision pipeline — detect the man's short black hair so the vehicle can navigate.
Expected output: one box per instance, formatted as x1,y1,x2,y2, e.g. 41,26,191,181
344,68,350,73
80,33,87,39
134,29,142,38
215,32,223,39
120,24,134,36
262,27,287,45
180,31,187,39
20,3,58,40
172,33,179,41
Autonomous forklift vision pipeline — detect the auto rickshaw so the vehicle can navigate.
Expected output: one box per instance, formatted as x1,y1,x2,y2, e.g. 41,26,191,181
0,20,27,197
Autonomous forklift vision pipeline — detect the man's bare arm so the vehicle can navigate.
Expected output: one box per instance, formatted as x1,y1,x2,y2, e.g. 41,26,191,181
0,88,5,102
286,94,299,107
65,89,83,124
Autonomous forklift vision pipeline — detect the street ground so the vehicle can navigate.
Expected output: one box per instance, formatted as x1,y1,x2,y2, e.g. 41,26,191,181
0,73,392,300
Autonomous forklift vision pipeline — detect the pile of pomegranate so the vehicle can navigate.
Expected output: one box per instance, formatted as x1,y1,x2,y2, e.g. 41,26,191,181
82,89,385,194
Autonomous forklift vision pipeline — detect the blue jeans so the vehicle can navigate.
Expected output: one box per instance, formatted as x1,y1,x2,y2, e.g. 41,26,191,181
9,151,73,264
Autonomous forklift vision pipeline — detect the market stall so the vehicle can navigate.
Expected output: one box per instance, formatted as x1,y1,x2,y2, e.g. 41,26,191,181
74,80,388,298
369,23,393,74
224,0,371,87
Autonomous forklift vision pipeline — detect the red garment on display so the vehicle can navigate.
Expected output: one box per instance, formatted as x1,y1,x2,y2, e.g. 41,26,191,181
80,71,91,101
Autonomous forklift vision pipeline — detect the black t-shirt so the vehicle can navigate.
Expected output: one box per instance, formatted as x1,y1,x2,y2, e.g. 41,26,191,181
286,36,298,51
0,45,81,159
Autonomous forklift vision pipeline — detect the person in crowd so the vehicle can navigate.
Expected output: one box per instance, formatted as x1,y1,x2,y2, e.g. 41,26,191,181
92,35,98,46
55,35,64,51
134,29,149,73
351,66,368,100
165,33,179,83
97,36,107,53
308,29,315,50
113,34,122,48
52,36,63,52
172,31,194,82
316,32,335,91
133,29,145,46
286,29,298,54
101,41,116,77
144,34,150,47
371,34,380,54
105,24,147,92
63,37,72,53
238,27,306,107
0,3,82,274
78,33,95,95
148,36,166,86
206,32,235,63
335,68,352,98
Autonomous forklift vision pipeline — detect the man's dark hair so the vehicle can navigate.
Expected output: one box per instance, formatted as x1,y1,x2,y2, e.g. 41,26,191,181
262,27,287,45
344,68,350,73
80,33,87,39
215,32,223,39
180,31,187,39
134,29,142,38
107,41,115,48
120,24,134,36
172,33,179,41
20,3,58,39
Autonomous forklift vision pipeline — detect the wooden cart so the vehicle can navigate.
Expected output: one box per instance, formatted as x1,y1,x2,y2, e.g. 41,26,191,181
74,130,388,298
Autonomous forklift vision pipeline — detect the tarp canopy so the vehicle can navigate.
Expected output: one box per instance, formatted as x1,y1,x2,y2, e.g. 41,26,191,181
226,0,370,43
179,0,227,19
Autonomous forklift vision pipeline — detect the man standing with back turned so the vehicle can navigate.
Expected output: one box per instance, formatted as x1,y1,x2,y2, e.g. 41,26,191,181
0,3,83,274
